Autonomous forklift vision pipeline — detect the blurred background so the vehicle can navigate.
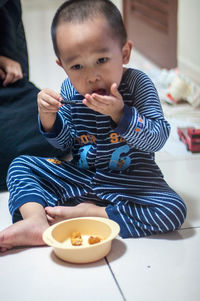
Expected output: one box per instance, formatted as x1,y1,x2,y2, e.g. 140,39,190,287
21,0,200,91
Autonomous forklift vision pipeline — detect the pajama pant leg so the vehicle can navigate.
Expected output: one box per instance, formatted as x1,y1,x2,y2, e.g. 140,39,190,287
7,155,95,223
7,155,187,238
105,190,187,238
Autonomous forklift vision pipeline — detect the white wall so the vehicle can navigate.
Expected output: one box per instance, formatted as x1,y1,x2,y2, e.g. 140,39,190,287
178,0,200,84
21,0,65,91
22,0,122,11
112,0,122,12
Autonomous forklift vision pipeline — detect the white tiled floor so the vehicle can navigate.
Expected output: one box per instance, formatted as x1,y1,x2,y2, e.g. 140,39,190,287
0,246,122,301
0,1,200,300
107,228,200,301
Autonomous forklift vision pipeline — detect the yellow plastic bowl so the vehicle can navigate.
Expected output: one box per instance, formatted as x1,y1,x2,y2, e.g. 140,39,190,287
43,217,120,264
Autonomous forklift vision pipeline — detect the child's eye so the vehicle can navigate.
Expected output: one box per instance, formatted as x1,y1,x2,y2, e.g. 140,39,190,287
71,64,82,70
97,57,108,64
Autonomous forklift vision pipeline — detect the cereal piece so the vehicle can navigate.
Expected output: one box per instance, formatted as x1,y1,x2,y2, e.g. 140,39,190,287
70,232,83,246
88,236,101,245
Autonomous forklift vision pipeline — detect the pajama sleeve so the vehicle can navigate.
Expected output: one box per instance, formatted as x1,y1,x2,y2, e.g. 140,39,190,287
115,71,170,152
38,78,77,151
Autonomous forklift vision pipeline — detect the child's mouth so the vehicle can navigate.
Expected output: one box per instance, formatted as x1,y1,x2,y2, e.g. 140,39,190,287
92,89,107,95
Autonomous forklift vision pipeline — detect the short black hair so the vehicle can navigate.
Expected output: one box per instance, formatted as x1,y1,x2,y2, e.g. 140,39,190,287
51,0,127,58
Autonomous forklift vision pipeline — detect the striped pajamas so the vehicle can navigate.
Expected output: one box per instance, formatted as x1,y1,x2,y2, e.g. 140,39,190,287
7,69,186,238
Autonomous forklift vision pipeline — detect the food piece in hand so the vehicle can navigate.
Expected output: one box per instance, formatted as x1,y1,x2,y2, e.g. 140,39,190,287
88,236,101,245
70,232,83,246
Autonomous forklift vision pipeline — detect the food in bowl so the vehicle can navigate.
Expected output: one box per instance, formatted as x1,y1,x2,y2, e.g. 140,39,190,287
70,231,83,246
70,232,102,246
88,236,101,244
43,217,120,263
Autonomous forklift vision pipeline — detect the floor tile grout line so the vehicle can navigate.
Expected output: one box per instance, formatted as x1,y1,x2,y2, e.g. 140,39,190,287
105,257,127,301
180,226,200,230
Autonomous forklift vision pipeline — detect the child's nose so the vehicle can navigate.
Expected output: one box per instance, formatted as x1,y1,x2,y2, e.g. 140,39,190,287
86,70,100,83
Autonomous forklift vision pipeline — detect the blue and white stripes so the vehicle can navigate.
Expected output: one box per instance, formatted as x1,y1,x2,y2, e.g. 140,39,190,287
7,68,186,238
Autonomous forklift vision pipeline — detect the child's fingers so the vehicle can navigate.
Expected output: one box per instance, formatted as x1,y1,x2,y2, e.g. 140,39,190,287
39,88,62,102
89,83,121,103
39,98,61,113
38,88,62,110
41,94,61,106
93,92,107,100
39,101,61,112
84,93,93,102
110,82,120,97
84,93,97,106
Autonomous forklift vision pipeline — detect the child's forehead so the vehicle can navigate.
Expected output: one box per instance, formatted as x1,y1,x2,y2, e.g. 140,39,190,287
56,17,120,54
57,15,115,41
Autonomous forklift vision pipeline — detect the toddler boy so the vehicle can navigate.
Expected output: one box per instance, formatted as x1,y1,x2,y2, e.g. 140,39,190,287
0,0,186,252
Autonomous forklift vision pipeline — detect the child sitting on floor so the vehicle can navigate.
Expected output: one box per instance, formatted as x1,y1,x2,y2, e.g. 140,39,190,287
0,0,186,252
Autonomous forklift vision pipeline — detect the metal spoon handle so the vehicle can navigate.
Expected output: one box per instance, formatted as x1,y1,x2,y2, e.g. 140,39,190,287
61,99,83,104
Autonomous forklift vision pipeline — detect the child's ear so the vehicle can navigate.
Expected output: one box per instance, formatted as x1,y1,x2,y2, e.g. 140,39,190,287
122,40,133,64
56,59,62,67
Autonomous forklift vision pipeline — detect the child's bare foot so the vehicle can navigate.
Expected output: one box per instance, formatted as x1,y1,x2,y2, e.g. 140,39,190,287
45,202,108,225
0,216,49,252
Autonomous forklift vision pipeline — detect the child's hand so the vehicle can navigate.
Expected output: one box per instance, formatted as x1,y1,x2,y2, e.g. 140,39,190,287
37,88,62,114
37,88,62,132
83,83,124,124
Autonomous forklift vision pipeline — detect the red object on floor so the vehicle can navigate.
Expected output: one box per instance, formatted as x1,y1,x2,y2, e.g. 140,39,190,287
177,127,200,152
167,93,178,103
